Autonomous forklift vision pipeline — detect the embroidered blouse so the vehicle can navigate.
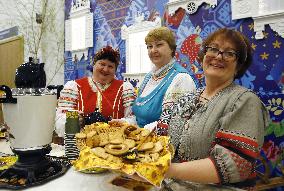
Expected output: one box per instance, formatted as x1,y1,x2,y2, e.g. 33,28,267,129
55,77,136,137
158,83,269,190
129,59,199,127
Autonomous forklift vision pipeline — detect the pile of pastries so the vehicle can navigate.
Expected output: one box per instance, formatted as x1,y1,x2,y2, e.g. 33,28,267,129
72,121,171,186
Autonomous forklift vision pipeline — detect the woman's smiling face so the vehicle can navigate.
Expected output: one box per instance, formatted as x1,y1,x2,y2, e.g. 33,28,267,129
202,36,238,84
92,59,116,85
146,40,173,69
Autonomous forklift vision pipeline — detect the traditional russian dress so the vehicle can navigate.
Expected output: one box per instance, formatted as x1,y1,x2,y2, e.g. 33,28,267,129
55,77,136,137
132,59,199,127
158,83,269,190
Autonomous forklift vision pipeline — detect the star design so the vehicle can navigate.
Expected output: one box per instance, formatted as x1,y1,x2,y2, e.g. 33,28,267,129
260,52,269,60
263,32,269,39
248,23,254,30
263,44,266,47
251,43,257,50
273,40,281,48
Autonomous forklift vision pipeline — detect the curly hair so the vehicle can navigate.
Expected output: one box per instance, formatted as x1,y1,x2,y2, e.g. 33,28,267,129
93,46,120,69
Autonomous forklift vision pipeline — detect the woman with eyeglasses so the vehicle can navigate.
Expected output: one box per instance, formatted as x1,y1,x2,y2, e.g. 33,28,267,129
157,28,269,190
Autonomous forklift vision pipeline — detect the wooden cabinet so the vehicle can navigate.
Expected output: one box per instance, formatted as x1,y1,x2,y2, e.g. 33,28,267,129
0,36,24,123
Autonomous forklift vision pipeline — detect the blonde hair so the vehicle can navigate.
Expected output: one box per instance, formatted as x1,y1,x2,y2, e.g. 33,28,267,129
145,27,176,57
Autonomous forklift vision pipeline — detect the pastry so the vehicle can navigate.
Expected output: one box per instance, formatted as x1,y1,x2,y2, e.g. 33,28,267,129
124,125,138,135
123,139,136,149
140,129,151,137
109,131,124,144
75,132,87,148
138,142,154,151
98,133,109,146
92,147,109,159
105,143,129,156
147,141,163,153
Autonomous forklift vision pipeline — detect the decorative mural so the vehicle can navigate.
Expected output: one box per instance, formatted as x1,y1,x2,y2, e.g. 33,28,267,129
64,0,284,189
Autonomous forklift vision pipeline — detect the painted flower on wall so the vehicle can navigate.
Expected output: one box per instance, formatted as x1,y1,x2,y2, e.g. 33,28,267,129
180,34,202,64
262,140,281,162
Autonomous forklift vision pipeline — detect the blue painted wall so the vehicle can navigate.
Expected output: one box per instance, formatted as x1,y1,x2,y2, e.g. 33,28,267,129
64,1,284,188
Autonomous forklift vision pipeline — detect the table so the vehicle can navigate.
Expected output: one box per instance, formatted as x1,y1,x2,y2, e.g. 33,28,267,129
0,140,158,191
1,140,246,191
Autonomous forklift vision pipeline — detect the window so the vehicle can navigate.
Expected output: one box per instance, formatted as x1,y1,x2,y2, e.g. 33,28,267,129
121,15,161,88
121,16,161,74
71,16,86,51
128,30,152,73
65,0,93,57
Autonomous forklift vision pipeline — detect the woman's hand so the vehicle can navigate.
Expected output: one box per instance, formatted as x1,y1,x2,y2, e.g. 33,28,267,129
144,121,157,131
109,118,126,123
108,118,127,126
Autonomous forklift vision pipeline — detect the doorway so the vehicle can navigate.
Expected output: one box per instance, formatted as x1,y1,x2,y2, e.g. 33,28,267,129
0,36,24,123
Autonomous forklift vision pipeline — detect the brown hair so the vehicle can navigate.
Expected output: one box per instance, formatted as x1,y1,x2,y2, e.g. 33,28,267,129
145,26,177,57
201,28,252,79
93,46,120,69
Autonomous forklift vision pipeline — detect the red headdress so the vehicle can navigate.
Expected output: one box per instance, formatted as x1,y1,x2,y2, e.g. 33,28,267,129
93,46,120,67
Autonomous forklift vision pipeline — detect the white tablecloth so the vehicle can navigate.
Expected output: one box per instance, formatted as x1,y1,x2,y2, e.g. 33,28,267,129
19,170,138,191
0,140,158,191
1,140,244,191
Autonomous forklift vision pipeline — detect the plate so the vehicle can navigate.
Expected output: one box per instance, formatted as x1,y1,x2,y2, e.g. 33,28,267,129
73,122,171,187
0,156,70,189
0,156,17,171
80,167,108,174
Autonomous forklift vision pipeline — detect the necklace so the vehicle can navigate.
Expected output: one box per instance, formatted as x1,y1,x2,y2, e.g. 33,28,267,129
152,60,174,81
152,72,168,81
88,77,111,92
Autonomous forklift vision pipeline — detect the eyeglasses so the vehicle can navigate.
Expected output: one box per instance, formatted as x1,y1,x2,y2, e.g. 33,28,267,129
205,46,238,61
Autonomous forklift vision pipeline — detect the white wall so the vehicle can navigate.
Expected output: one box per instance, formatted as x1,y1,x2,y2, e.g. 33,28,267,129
0,0,65,85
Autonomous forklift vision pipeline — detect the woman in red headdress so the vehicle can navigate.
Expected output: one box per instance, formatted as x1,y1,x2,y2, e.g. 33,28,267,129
55,46,136,137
